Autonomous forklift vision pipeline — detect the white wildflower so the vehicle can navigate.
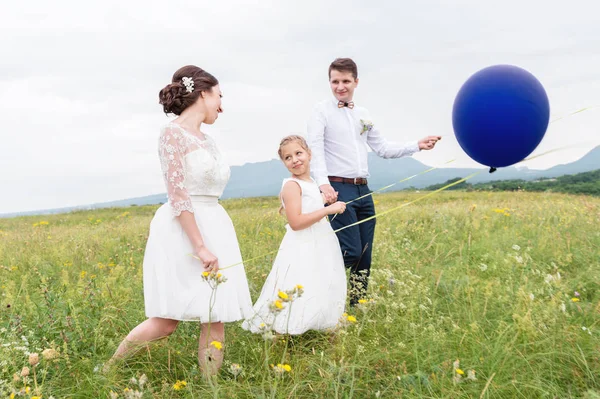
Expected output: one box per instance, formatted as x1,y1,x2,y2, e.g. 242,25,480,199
467,369,477,381
559,302,566,313
138,374,148,388
515,256,523,264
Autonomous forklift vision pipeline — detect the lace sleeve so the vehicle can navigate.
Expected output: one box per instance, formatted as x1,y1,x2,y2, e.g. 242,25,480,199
158,125,194,217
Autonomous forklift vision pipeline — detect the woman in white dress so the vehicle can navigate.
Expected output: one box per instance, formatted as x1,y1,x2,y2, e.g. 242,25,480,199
107,65,252,375
242,135,347,335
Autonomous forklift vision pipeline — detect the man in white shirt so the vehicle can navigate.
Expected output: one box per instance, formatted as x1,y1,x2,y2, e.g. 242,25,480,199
307,58,440,305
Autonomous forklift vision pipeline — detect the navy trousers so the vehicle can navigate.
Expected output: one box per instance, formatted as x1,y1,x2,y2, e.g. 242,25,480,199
329,181,376,306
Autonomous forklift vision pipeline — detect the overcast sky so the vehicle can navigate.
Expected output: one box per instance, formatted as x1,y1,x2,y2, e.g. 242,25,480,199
1,0,599,213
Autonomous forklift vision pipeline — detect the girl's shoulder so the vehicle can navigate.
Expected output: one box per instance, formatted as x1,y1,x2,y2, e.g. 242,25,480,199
281,177,303,192
282,176,317,186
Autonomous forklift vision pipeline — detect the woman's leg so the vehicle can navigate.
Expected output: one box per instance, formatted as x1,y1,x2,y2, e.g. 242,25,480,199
107,317,180,365
198,322,225,376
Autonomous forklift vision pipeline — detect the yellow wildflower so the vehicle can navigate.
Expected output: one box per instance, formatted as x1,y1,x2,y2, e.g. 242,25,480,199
275,300,283,309
358,299,368,304
456,368,465,375
347,315,357,323
210,341,223,350
278,291,289,300
173,380,187,390
272,363,292,373
202,271,210,277
296,284,303,290
80,271,87,278
572,297,580,302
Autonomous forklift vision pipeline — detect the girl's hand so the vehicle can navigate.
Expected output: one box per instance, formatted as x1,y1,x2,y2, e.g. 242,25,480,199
327,201,347,215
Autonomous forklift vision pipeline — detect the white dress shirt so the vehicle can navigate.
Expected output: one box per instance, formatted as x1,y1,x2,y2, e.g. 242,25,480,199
307,97,420,187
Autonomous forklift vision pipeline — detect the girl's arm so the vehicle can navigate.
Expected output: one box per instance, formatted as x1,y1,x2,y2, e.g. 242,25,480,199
281,181,345,231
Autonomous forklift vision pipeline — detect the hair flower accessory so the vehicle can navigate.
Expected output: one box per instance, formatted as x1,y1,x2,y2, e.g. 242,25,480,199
182,77,194,93
360,119,373,135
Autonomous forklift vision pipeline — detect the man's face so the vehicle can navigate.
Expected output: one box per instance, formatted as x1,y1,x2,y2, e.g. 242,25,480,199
329,69,358,102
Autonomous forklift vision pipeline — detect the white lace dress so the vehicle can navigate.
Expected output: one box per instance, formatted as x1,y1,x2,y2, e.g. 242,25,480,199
143,122,253,322
242,177,347,334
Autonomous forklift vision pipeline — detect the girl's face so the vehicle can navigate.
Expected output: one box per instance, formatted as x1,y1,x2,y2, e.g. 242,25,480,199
280,141,311,177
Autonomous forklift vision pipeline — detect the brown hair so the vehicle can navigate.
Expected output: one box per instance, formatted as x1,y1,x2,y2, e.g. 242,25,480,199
328,58,358,79
277,135,310,160
277,135,311,215
158,65,219,115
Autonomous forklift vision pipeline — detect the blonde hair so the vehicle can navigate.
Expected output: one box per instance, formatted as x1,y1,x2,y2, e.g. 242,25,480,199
277,135,310,160
277,135,311,215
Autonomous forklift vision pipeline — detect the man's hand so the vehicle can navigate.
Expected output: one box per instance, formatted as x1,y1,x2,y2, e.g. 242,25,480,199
418,136,442,150
320,184,338,203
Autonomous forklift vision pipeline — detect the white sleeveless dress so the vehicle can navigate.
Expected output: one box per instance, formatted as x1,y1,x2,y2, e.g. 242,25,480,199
143,122,253,322
242,177,347,334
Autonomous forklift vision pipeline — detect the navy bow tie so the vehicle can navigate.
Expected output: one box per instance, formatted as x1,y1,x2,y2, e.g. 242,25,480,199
338,101,354,109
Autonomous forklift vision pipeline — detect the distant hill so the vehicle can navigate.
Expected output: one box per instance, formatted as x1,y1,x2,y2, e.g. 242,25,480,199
484,169,599,195
424,169,600,196
2,145,598,218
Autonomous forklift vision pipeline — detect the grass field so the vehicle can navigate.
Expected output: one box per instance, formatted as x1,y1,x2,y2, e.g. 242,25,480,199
1,191,599,398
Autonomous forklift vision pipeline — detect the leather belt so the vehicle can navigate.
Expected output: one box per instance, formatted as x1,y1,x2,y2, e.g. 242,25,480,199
328,176,368,185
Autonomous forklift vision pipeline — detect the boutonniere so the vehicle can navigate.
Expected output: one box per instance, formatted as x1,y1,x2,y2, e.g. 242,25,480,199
360,119,374,135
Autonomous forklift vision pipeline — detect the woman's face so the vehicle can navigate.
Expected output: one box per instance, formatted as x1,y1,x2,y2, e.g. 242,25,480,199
202,85,223,124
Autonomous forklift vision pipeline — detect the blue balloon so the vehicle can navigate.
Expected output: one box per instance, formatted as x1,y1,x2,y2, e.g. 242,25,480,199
452,65,550,168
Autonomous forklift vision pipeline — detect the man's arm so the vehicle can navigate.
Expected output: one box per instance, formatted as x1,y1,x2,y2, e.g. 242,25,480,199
307,104,329,185
367,123,441,158
307,104,337,202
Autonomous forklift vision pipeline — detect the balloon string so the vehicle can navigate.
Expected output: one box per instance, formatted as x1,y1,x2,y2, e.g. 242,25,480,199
332,171,482,234
346,159,456,205
550,105,600,123
330,159,455,223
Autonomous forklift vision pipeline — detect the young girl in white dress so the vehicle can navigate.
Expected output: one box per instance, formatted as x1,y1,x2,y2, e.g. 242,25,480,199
242,135,347,335
107,65,253,375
